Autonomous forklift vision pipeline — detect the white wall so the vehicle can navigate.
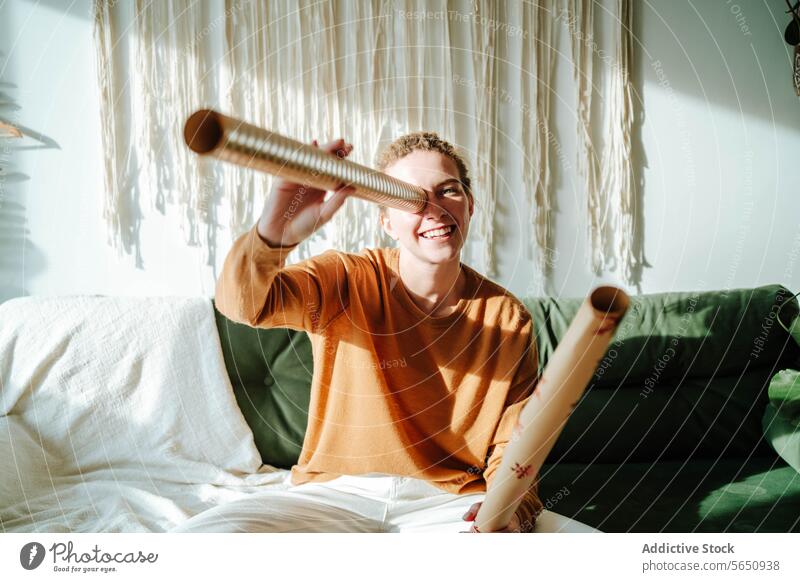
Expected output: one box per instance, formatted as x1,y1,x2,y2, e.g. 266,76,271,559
1,0,799,303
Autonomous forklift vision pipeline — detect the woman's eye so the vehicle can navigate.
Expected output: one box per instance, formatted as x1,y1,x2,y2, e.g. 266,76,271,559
442,187,460,195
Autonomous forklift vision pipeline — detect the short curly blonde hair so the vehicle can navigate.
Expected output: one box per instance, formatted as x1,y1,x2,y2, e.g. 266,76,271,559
374,131,473,214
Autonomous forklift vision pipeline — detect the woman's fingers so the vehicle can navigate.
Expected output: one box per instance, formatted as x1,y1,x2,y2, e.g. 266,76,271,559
462,502,482,522
317,138,352,158
318,184,356,225
460,503,522,533
309,138,354,192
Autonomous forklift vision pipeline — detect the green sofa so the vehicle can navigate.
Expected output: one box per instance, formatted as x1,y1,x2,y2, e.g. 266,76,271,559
213,284,800,532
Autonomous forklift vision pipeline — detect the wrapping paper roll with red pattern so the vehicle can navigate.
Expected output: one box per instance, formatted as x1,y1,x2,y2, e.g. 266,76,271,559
475,286,630,533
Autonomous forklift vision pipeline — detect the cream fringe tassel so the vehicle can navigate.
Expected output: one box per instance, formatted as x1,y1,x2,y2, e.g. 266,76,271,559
568,0,602,277
600,0,641,285
523,0,557,290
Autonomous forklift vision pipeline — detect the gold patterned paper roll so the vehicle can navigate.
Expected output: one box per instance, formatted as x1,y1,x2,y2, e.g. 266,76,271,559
475,286,630,533
184,109,427,214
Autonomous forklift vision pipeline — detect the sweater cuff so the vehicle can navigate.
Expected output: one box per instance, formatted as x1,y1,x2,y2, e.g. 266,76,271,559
250,224,300,264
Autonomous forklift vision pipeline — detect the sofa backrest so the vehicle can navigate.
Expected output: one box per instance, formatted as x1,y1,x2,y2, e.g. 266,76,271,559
214,284,800,469
529,285,800,463
527,285,799,387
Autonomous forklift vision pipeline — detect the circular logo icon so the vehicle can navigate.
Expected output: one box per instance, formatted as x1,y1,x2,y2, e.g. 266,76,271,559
19,542,46,570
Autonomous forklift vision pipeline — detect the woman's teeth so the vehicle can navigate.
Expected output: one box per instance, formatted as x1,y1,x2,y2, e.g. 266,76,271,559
420,225,455,239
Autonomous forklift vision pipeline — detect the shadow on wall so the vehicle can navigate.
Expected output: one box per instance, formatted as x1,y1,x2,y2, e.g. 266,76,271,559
0,46,52,303
628,0,652,292
637,1,800,131
7,0,227,276
35,0,799,125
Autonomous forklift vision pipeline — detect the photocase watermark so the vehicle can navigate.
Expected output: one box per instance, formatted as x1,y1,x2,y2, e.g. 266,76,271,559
396,7,527,39
523,248,562,295
781,227,800,292
554,8,616,70
452,73,571,174
651,59,696,194
337,354,409,371
19,540,158,574
320,331,408,370
721,148,754,294
453,72,515,106
91,0,120,16
640,290,702,398
19,542,46,570
725,0,753,37
452,463,486,487
180,0,250,59
282,142,350,223
517,485,571,532
594,301,640,382
750,287,788,359
198,174,215,217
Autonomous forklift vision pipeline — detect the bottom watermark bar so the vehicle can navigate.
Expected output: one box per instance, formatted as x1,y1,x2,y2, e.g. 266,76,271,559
0,533,797,581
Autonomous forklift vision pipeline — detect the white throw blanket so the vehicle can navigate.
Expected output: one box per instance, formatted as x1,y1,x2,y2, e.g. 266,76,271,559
0,296,288,532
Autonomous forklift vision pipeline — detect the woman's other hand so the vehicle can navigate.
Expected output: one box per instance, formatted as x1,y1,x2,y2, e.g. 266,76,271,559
460,501,527,533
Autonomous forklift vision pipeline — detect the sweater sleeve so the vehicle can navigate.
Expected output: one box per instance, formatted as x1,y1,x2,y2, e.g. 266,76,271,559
215,224,352,332
482,308,544,532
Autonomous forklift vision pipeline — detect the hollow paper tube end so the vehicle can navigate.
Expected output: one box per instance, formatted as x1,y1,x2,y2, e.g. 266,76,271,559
184,109,223,154
590,286,629,316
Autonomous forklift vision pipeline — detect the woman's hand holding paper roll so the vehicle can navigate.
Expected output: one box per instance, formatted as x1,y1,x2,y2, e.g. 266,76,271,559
461,502,526,533
257,138,356,248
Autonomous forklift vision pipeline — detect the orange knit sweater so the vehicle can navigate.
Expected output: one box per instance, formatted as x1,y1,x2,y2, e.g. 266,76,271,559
215,225,544,528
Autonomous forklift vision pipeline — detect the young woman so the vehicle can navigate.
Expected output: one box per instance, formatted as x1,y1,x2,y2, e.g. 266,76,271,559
180,133,587,533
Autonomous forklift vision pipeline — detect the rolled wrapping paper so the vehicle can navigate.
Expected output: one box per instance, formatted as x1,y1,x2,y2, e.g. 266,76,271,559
474,286,630,533
183,109,428,214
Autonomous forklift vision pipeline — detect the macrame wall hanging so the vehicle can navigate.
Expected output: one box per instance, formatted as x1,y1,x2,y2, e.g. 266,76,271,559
522,0,558,291
93,0,468,268
600,0,642,287
94,0,126,260
567,0,602,277
471,0,500,277
93,0,640,287
567,0,642,287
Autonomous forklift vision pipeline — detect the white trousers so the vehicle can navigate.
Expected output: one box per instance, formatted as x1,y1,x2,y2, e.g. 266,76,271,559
172,471,600,533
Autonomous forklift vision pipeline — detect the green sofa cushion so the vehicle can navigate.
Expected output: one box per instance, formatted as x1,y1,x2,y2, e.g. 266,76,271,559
548,368,777,463
525,284,800,389
538,457,800,532
214,305,311,470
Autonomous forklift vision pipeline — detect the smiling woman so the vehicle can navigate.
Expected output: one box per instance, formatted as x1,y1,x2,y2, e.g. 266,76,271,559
377,142,475,319
203,120,603,534
374,131,476,317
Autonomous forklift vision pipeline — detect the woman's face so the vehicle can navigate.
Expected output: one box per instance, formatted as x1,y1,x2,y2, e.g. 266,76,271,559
380,150,474,266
